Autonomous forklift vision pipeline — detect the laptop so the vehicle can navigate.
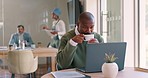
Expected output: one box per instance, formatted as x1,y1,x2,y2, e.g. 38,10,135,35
77,42,127,73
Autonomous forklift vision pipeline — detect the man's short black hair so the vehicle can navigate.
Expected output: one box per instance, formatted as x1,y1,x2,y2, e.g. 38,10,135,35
78,12,94,22
17,25,24,29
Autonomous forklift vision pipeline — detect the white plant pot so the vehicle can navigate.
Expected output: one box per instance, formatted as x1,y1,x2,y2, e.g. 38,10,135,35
102,62,118,78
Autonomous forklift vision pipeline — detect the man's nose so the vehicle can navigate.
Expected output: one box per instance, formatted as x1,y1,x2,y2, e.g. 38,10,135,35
86,28,92,33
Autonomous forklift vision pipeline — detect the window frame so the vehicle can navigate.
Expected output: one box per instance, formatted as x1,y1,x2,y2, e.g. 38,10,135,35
134,0,148,72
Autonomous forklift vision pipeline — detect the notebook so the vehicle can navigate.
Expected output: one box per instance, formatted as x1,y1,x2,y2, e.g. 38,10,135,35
77,42,127,73
51,71,91,78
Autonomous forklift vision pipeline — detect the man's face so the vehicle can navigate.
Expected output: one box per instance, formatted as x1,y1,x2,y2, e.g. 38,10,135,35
77,19,94,34
17,27,24,34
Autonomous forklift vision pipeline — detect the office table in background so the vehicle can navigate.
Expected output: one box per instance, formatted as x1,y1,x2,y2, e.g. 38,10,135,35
0,47,58,71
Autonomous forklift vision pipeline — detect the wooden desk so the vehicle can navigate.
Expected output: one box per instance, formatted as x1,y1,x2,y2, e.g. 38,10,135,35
33,48,58,71
0,47,58,71
41,67,148,78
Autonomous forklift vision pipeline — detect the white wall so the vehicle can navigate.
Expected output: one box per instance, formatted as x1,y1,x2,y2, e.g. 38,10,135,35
123,0,134,67
3,0,69,47
85,0,99,32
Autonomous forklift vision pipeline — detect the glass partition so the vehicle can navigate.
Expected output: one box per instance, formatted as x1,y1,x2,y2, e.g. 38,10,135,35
67,0,84,29
138,0,148,69
100,0,122,42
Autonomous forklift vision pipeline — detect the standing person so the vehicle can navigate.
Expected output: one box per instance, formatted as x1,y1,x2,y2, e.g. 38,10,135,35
43,8,66,48
9,25,34,47
56,12,104,70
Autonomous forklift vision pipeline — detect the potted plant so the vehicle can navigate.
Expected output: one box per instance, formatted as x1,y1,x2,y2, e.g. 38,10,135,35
102,53,118,78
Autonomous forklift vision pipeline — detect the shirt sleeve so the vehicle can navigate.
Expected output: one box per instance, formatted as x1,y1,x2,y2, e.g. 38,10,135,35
56,20,66,35
25,33,34,46
69,39,78,46
56,35,77,69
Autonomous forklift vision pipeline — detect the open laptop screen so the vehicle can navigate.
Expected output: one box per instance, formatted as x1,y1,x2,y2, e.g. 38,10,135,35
77,42,127,73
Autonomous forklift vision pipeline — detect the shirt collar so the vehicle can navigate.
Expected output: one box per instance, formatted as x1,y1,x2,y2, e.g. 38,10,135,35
75,26,80,35
17,32,24,36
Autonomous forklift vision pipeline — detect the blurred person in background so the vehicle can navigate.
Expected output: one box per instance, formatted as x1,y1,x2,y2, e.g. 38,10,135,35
43,8,66,48
9,25,34,47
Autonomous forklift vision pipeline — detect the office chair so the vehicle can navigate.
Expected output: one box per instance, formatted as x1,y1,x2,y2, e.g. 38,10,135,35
7,50,38,78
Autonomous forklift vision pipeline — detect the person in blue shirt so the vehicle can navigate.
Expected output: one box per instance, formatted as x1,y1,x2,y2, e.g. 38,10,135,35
9,25,34,47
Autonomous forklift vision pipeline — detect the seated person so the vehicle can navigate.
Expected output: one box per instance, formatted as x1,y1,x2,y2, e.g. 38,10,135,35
56,12,104,70
9,25,34,47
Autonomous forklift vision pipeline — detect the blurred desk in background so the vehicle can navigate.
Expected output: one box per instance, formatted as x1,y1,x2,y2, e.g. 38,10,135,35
0,47,58,71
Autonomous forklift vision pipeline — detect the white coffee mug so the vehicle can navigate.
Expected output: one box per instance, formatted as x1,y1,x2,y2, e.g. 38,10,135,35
84,34,94,41
31,44,36,48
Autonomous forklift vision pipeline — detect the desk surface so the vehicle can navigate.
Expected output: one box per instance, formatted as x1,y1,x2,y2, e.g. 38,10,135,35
41,67,148,78
32,48,58,57
0,47,58,57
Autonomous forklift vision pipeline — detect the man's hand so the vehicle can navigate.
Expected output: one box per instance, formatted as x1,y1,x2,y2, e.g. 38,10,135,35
88,38,99,43
72,34,85,43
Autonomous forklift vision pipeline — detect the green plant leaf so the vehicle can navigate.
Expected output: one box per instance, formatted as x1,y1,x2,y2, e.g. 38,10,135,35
104,53,118,63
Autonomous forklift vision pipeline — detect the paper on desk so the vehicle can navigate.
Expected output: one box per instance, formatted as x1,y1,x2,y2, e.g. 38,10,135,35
51,71,85,78
43,29,54,36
